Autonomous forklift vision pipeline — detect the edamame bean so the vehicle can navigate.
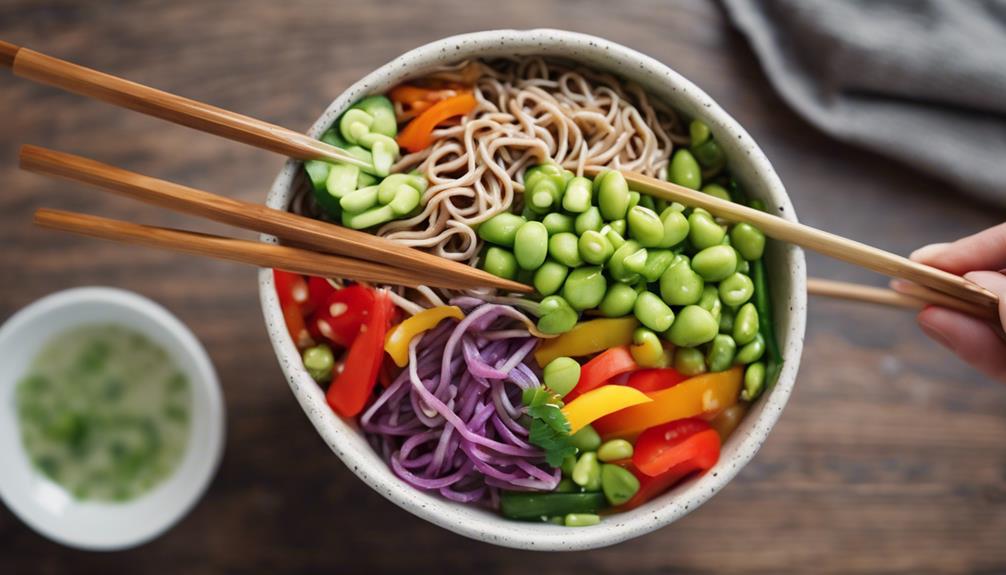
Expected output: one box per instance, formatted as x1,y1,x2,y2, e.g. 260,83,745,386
719,306,735,334
623,248,649,274
514,221,549,270
702,183,731,202
689,119,711,146
719,272,754,307
732,302,759,345
735,333,765,364
627,206,665,247
698,285,722,321
638,249,676,282
605,226,626,249
658,208,690,248
524,163,564,191
548,233,583,268
483,247,518,280
630,327,668,368
741,361,766,401
542,212,574,235
325,163,359,199
688,211,726,250
599,283,638,317
562,176,593,213
302,344,335,382
597,439,634,462
669,149,702,190
342,204,394,229
668,305,719,347
608,219,627,237
659,257,704,305
706,334,737,372
572,452,602,490
528,178,560,212
388,186,420,215
638,194,656,212
544,357,580,398
598,171,630,221
570,425,601,452
607,240,642,283
564,513,601,527
537,295,579,335
560,454,577,477
575,207,604,235
730,223,766,261
736,257,750,274
339,108,374,143
578,231,614,265
626,191,640,211
562,266,607,311
634,291,675,332
691,245,738,282
674,346,708,376
534,260,569,296
601,464,640,506
478,212,526,247
340,184,380,213
693,138,725,171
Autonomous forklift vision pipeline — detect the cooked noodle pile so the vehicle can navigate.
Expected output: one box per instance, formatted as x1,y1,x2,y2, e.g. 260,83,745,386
293,57,688,264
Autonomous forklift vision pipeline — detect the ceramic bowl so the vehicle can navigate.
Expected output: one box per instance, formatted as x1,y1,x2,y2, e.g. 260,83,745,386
0,287,224,550
259,29,806,550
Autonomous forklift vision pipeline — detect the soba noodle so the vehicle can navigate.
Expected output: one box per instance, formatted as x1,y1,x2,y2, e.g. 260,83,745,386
373,57,688,263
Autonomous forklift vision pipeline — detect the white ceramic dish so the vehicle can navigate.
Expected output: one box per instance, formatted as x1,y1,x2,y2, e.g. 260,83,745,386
0,287,224,551
259,29,806,550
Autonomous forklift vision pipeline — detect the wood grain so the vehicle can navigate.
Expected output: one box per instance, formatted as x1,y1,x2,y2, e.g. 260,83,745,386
806,277,989,317
609,168,1000,316
6,43,373,171
1,1,1005,574
19,145,532,293
34,209,461,289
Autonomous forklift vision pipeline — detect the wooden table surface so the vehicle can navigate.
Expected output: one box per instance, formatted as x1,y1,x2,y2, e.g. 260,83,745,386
2,1,1005,573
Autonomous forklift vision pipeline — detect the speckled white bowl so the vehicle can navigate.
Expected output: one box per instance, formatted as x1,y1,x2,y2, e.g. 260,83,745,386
258,29,806,550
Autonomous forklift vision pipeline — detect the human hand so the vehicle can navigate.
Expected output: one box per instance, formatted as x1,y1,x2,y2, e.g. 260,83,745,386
897,223,1006,381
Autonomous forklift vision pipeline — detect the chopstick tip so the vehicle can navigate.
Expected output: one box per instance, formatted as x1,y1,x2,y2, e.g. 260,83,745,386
0,40,20,68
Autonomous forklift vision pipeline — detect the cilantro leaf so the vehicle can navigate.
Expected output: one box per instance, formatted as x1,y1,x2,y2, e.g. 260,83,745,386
522,386,575,467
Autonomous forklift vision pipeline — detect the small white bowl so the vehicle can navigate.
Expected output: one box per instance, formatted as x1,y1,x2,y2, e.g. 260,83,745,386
259,29,806,550
0,287,224,551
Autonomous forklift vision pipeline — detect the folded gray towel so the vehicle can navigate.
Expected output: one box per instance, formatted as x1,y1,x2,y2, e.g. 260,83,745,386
722,0,1006,204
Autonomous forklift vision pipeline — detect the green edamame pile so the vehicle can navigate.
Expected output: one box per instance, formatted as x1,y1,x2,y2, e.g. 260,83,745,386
479,120,778,393
302,96,424,229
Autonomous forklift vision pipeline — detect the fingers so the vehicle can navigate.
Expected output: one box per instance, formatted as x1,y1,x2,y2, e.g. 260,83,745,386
964,270,1006,333
910,222,1006,275
917,306,1006,382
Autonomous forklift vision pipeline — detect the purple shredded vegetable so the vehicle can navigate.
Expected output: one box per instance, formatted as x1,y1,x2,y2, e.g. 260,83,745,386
361,299,559,506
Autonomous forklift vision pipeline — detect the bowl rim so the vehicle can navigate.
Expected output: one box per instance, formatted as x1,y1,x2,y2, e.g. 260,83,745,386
258,28,806,550
0,286,225,551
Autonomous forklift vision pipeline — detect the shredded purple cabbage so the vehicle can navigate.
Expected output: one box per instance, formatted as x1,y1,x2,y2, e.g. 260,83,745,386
360,299,559,506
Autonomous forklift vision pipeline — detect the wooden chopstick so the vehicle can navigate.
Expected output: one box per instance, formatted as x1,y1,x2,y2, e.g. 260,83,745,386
605,168,999,315
0,40,374,173
33,209,465,289
19,145,532,294
806,278,990,317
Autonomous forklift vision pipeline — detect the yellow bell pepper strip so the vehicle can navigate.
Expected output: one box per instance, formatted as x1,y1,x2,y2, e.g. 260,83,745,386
384,305,464,367
534,317,639,367
561,385,652,435
592,367,743,441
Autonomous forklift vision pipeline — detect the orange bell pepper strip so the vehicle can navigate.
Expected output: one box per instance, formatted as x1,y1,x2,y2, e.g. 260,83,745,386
592,367,743,441
396,92,476,153
565,345,638,401
534,317,639,367
388,85,459,106
560,385,652,434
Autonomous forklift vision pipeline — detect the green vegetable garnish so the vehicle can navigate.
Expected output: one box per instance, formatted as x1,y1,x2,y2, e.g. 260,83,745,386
522,387,576,467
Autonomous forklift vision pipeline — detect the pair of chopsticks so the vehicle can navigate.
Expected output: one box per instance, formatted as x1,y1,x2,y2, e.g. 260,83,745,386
2,40,998,320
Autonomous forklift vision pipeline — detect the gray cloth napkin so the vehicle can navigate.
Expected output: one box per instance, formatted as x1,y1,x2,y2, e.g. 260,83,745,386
721,0,1006,205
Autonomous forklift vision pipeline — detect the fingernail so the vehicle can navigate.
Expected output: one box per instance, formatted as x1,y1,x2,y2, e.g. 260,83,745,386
919,315,955,351
910,243,950,262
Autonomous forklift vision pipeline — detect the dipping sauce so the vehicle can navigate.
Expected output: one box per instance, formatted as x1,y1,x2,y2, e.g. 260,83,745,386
15,324,192,502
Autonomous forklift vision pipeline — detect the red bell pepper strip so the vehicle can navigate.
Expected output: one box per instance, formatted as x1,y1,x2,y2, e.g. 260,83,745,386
626,368,690,393
565,345,639,401
274,270,312,348
632,418,721,477
313,284,376,348
619,422,721,510
327,289,393,417
303,276,337,316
